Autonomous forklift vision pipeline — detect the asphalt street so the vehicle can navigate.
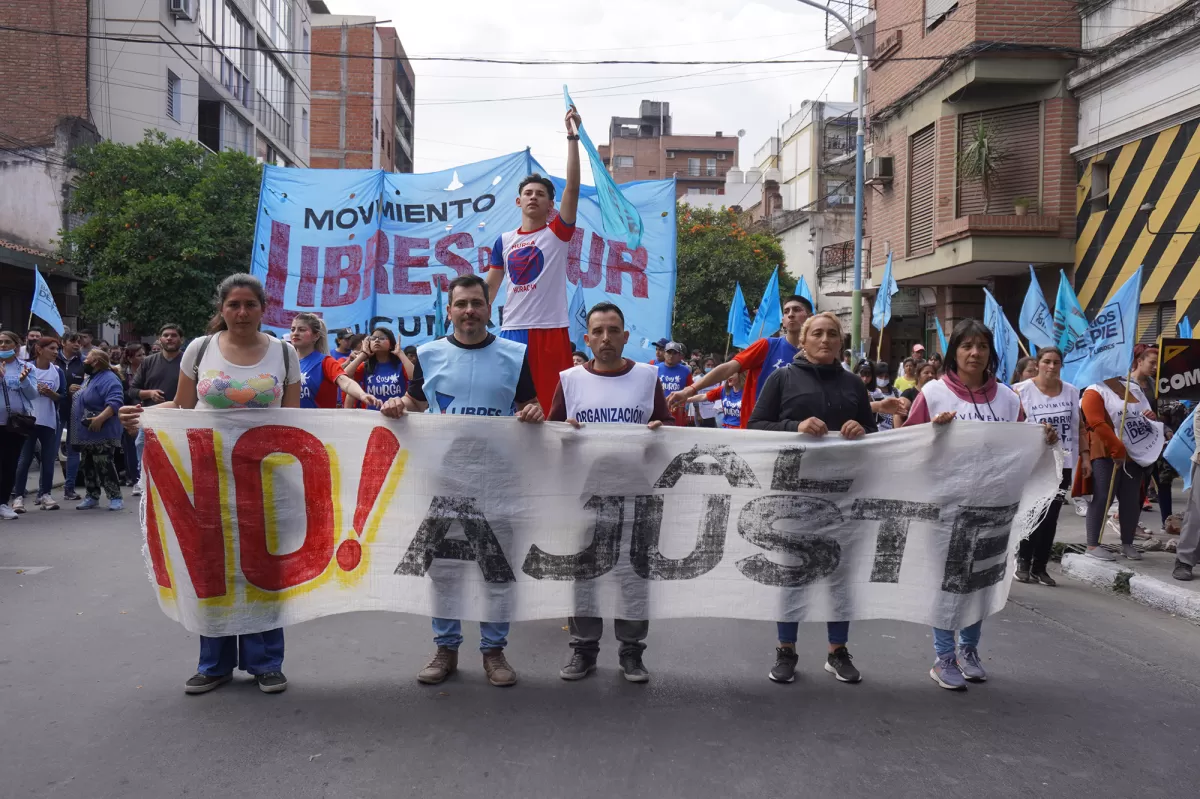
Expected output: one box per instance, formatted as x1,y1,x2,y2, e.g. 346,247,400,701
2,503,1199,799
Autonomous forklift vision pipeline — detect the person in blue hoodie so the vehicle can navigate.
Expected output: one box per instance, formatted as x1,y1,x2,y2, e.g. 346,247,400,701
71,348,125,511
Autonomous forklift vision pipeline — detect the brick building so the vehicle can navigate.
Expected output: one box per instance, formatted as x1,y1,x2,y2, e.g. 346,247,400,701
828,0,1082,360
310,14,415,171
0,0,92,331
597,101,740,199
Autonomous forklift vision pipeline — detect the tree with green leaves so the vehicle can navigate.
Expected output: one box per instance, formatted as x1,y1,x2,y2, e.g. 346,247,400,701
57,132,262,337
673,204,791,356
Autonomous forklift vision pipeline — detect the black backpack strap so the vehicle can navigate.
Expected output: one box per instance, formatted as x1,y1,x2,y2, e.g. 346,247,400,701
280,339,292,385
192,335,212,382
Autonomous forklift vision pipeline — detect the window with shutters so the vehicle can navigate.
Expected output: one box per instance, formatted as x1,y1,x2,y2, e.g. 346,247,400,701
956,103,1042,216
166,71,181,121
1137,302,1176,344
926,0,958,30
908,125,936,255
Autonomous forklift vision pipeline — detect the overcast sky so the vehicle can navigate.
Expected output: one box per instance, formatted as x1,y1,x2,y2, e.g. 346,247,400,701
335,0,857,181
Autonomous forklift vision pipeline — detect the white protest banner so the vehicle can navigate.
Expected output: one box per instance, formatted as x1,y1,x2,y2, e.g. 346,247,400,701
139,410,1059,637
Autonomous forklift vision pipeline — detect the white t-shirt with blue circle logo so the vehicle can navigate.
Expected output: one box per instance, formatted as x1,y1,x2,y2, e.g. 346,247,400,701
489,215,575,331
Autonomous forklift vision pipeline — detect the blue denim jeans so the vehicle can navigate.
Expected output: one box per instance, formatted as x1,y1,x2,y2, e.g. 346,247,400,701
432,618,509,651
777,621,850,646
13,424,58,498
932,621,983,657
58,421,79,493
198,629,285,676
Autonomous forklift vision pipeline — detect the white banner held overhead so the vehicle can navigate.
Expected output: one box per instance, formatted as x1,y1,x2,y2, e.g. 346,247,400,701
138,410,1060,636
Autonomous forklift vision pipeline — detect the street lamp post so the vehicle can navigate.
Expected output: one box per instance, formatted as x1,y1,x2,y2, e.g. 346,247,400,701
793,0,866,355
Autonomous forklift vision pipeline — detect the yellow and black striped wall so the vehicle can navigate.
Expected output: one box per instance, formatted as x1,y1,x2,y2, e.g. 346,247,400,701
1076,116,1200,340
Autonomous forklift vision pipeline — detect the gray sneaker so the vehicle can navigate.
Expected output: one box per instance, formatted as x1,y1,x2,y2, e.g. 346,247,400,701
959,646,987,682
1086,546,1117,561
1121,544,1143,561
929,652,967,690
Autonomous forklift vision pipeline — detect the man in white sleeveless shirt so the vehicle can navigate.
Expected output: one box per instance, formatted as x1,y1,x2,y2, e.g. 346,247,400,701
547,301,674,683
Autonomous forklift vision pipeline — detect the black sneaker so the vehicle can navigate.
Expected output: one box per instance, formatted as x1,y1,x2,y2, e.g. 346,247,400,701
1173,560,1194,582
255,671,288,694
1032,569,1057,587
824,646,862,683
619,653,650,683
769,646,799,684
1014,559,1032,583
559,650,597,681
63,490,81,501
184,672,232,695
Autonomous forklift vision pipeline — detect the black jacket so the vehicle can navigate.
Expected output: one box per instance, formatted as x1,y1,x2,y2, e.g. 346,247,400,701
748,353,878,434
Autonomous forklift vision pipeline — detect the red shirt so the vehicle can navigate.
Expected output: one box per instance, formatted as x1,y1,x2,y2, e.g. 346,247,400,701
311,355,347,409
731,336,801,428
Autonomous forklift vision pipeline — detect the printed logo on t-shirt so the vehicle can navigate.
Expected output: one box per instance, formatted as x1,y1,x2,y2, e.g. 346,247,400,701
657,363,691,396
433,389,508,416
196,370,281,409
1125,414,1154,446
576,406,647,424
507,244,545,287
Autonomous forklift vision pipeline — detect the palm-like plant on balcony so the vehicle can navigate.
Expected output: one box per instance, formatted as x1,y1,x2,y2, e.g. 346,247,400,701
957,121,1008,214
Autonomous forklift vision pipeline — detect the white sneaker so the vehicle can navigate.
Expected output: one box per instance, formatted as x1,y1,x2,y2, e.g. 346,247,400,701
37,494,59,510
131,485,142,497
10,496,25,514
1072,497,1088,517
0,504,19,520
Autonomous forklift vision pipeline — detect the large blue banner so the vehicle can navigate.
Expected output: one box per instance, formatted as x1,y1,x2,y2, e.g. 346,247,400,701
250,152,677,362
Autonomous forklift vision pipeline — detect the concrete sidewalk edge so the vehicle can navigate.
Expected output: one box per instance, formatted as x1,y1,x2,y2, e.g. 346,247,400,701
1061,553,1200,624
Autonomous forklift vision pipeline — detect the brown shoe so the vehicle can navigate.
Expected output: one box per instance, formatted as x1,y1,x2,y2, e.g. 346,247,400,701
482,648,517,687
417,646,458,684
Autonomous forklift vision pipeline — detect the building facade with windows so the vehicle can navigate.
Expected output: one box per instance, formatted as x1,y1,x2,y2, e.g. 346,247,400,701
831,0,1082,360
85,0,316,166
597,101,740,199
310,14,415,171
1070,0,1200,339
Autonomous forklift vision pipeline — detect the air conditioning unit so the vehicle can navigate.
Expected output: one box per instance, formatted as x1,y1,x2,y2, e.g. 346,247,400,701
666,150,676,159
864,156,894,185
717,153,727,160
169,0,194,20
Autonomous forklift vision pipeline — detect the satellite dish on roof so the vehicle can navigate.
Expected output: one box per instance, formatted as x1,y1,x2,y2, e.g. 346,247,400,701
737,129,746,137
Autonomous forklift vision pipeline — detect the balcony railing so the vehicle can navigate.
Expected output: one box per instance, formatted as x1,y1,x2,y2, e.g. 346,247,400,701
818,241,871,285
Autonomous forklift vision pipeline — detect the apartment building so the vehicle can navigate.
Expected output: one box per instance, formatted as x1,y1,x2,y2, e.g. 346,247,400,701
310,14,415,171
829,0,1081,359
597,101,740,199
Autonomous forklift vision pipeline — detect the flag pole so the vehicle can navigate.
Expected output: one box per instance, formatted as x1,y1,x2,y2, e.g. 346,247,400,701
724,332,731,361
1018,338,1030,357
1096,365,1134,547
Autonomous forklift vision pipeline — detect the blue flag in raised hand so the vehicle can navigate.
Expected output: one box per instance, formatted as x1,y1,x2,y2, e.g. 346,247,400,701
30,266,64,335
564,87,643,249
934,316,948,354
1052,270,1088,357
748,267,782,342
1180,316,1194,339
983,289,1021,384
569,282,589,355
1019,265,1054,350
1163,412,1196,489
797,275,815,310
1062,266,1143,388
871,252,898,331
727,282,752,349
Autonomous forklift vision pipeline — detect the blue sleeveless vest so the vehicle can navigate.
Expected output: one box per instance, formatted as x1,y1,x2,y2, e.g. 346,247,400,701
416,335,526,417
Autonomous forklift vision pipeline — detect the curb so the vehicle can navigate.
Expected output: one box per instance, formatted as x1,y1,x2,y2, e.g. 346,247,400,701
1061,553,1200,624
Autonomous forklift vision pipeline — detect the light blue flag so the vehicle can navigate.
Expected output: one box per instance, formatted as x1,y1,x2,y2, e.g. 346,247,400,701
568,282,589,355
1062,266,1144,388
934,316,948,354
564,86,643,249
748,267,782,342
1163,412,1195,489
983,289,1021,384
797,275,815,310
1180,316,1194,339
871,252,898,331
30,266,64,335
1019,265,1054,350
433,282,445,337
1052,270,1089,357
727,282,752,349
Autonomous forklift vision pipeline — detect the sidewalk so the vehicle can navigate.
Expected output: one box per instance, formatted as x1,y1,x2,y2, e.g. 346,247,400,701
1055,482,1200,623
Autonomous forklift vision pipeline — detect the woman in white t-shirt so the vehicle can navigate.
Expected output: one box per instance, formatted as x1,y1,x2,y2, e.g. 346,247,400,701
120,274,300,697
1013,346,1082,586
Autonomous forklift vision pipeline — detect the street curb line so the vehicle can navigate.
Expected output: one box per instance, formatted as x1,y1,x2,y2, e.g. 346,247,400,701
1061,553,1200,624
